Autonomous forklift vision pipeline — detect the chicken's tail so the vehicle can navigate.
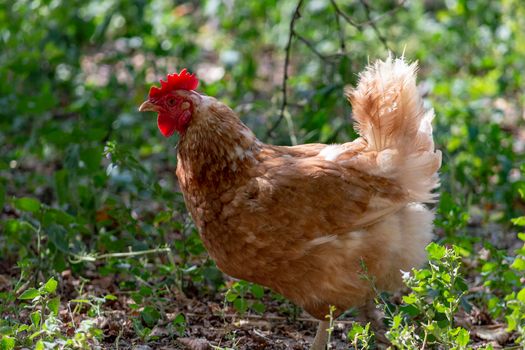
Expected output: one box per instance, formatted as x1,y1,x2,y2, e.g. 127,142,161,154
347,57,441,202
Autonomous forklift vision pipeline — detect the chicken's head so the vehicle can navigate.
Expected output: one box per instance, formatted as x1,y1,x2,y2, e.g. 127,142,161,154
139,69,199,137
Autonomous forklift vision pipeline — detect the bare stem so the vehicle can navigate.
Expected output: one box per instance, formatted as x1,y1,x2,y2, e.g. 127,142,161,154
359,0,390,51
267,0,304,138
69,247,172,263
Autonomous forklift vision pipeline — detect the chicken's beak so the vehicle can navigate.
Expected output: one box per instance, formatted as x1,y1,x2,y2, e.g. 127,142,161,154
138,100,159,112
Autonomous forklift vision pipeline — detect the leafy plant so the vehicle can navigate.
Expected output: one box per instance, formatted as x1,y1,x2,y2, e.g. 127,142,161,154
224,281,266,315
504,196,525,345
2,277,102,349
347,322,373,349
385,243,470,349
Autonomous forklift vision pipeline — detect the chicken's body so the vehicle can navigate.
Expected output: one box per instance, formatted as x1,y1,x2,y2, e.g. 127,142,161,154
177,128,432,320
140,58,441,348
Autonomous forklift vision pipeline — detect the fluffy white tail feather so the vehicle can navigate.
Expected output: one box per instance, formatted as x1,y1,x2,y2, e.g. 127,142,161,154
347,58,441,202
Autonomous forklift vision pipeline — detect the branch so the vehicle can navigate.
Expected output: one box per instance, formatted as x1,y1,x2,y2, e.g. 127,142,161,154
294,32,335,62
359,0,390,51
267,0,304,138
360,0,407,26
332,1,346,54
69,247,172,263
331,0,406,28
330,0,360,29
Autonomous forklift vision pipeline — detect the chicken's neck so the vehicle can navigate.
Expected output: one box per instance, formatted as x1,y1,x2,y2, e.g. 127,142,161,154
176,102,261,191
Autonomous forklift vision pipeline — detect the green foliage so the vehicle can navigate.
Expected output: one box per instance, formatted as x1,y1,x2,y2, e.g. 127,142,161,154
504,198,525,346
224,281,266,315
0,0,524,348
347,322,373,349
385,244,470,349
0,278,102,349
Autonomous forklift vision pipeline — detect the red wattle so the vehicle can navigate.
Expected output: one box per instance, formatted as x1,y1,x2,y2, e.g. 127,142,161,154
157,113,177,138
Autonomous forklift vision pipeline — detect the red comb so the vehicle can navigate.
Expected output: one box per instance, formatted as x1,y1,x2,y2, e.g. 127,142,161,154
148,69,199,99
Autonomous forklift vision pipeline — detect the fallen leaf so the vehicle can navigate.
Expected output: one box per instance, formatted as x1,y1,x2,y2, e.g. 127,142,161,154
178,337,210,350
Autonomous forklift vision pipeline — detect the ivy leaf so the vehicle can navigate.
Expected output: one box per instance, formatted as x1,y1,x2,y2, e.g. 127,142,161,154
13,197,41,213
48,297,60,315
18,288,40,300
511,217,525,226
427,243,446,260
252,301,266,314
30,311,41,327
455,328,470,347
141,306,161,327
0,336,15,350
43,277,58,294
251,284,264,299
510,258,525,271
225,290,238,302
517,288,525,302
233,298,247,314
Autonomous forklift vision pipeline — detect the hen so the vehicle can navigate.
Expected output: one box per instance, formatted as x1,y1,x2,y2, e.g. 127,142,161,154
139,58,441,349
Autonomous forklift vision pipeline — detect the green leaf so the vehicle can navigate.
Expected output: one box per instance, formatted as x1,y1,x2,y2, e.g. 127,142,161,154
400,304,420,317
139,286,152,297
141,306,161,328
17,324,30,332
402,294,417,304
517,288,525,302
426,242,446,260
30,311,41,327
0,336,15,350
233,298,248,314
454,277,469,292
348,323,365,339
252,301,266,314
29,330,44,341
35,340,45,350
391,315,402,329
512,217,525,226
48,297,60,315
13,197,41,213
43,277,58,294
506,314,517,332
46,225,69,253
173,313,186,325
455,327,469,347
225,290,238,302
154,211,172,225
18,288,40,300
511,258,525,271
251,284,264,299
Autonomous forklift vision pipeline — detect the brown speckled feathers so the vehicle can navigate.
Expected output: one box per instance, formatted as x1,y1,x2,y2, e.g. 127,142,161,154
175,58,441,319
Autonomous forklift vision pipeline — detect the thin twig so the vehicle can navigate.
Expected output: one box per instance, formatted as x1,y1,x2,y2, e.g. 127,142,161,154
294,32,334,62
359,0,390,51
330,0,360,29
332,0,346,54
358,0,407,26
331,0,406,28
267,0,304,138
69,247,172,263
267,0,403,138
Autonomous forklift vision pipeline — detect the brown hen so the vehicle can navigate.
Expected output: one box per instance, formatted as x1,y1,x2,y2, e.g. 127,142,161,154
139,58,441,349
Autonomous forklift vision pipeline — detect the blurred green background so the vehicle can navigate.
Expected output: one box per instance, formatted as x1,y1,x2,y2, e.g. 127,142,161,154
1,0,524,348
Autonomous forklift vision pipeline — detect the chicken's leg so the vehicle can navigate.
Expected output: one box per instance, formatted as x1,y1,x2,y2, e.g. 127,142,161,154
310,320,330,350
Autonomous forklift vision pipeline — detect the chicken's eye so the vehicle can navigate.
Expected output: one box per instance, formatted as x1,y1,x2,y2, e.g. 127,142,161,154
167,98,176,107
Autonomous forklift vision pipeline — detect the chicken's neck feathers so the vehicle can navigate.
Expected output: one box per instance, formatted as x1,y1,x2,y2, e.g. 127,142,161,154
177,101,261,190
